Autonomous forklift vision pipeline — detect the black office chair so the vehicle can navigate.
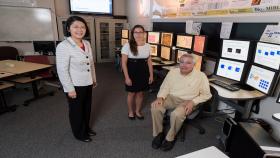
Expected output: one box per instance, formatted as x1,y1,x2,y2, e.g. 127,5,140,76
0,46,19,60
163,86,218,142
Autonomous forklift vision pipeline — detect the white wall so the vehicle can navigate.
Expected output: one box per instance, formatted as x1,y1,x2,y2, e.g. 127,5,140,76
0,0,58,55
127,0,153,31
126,0,280,142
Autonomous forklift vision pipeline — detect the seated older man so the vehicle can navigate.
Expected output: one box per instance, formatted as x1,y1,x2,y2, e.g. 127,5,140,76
151,53,212,151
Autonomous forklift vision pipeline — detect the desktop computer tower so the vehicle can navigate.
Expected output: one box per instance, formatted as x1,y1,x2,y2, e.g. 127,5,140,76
219,117,238,152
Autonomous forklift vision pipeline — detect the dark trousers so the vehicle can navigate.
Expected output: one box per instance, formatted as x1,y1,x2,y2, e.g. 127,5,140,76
66,85,93,139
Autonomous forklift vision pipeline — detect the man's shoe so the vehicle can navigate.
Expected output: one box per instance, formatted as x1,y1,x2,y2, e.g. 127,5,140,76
160,140,175,151
152,132,165,149
88,129,97,136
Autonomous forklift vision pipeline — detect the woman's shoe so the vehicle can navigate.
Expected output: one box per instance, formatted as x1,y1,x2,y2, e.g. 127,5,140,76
128,114,136,120
78,137,92,143
135,113,144,120
88,129,97,136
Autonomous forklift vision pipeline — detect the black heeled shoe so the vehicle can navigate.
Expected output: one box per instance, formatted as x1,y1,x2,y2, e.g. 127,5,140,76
78,137,92,143
135,113,144,120
128,114,136,120
88,129,97,136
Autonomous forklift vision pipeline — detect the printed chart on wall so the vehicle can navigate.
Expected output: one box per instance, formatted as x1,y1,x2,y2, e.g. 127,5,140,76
151,0,280,19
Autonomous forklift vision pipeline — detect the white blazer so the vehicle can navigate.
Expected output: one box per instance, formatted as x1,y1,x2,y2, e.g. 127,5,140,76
56,37,97,92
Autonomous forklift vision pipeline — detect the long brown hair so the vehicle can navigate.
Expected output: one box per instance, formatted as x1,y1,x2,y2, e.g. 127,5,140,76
129,25,145,56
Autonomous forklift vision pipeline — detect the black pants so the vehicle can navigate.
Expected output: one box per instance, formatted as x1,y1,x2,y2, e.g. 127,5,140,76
66,85,93,140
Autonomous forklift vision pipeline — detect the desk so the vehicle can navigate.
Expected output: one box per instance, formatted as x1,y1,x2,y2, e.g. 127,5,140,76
0,60,53,106
227,122,280,158
0,60,51,74
176,146,229,158
152,60,176,66
0,81,17,114
209,77,265,119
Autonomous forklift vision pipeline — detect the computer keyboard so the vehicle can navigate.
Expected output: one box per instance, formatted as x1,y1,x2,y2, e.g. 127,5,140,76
210,80,240,91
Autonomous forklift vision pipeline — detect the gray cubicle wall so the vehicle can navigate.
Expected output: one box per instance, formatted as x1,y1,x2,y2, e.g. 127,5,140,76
0,6,55,41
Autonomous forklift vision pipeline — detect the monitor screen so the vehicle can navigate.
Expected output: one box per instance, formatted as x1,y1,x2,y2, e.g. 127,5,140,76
176,35,193,49
69,0,113,15
177,50,202,71
221,40,250,61
121,38,128,46
161,32,173,47
254,42,280,70
193,35,206,54
246,65,276,94
148,32,160,44
122,29,129,39
150,44,158,56
216,58,245,81
160,46,171,60
33,41,56,55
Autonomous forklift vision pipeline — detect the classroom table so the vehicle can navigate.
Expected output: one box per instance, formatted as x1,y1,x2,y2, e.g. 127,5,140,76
0,60,54,106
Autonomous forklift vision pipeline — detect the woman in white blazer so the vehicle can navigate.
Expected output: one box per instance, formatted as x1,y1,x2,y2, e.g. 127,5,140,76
56,16,97,142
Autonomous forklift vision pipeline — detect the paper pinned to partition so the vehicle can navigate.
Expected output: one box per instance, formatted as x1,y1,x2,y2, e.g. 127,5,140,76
220,22,233,39
260,25,280,44
185,20,193,34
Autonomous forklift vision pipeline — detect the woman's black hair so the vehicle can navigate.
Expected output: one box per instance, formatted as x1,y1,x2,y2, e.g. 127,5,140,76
129,25,145,56
65,16,90,38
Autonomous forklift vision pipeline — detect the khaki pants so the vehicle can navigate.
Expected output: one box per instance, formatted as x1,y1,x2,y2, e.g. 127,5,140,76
151,95,187,141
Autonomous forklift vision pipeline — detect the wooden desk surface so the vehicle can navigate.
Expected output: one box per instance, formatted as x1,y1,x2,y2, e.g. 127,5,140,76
152,61,176,66
210,83,265,100
0,71,15,78
0,60,52,74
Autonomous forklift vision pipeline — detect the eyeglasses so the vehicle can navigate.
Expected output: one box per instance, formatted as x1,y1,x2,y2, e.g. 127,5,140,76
179,61,193,65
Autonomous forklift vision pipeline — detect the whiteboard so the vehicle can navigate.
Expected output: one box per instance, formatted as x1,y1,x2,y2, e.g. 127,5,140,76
0,6,54,41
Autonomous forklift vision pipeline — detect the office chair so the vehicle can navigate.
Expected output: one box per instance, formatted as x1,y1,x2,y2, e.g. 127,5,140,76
163,86,218,142
0,46,19,60
23,55,61,89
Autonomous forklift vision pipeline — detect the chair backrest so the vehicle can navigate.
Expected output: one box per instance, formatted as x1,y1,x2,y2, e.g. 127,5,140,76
23,55,52,78
0,46,19,60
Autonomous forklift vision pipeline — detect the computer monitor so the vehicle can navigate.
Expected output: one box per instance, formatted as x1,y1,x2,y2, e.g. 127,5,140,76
176,49,202,71
161,32,173,47
160,46,171,61
148,32,160,44
216,58,245,81
221,39,251,61
33,41,56,55
193,35,207,54
150,44,158,56
246,65,278,95
121,38,129,46
176,34,193,49
122,29,129,39
254,42,280,70
200,23,221,58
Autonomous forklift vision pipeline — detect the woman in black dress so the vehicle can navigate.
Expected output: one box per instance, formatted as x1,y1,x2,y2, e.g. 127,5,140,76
121,25,153,120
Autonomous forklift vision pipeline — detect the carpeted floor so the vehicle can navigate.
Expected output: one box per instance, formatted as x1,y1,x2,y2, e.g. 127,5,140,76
0,63,224,158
